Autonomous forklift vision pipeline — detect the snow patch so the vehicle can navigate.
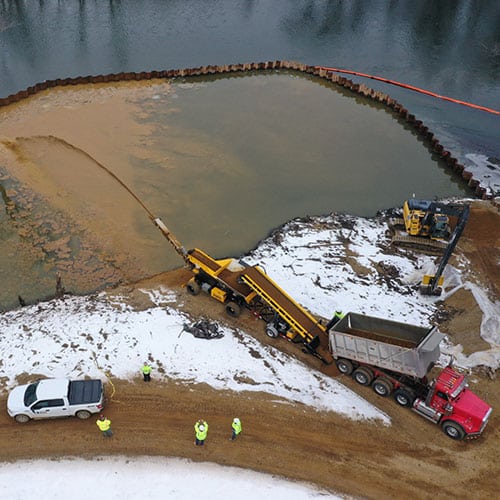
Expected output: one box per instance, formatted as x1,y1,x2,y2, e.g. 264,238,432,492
0,291,388,423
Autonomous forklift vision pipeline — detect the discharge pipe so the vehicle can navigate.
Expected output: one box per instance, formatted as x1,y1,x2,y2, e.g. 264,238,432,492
53,137,190,265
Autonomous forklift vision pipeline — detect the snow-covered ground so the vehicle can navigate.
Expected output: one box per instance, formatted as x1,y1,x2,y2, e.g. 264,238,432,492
1,211,498,498
0,457,342,500
245,213,436,324
5,213,498,417
245,213,500,370
0,290,387,421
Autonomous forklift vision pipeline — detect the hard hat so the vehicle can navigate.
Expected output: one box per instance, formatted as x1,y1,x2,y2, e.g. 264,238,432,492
199,425,205,431
233,418,240,423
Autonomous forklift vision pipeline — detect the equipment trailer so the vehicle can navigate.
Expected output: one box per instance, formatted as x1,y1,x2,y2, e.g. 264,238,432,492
329,313,492,440
153,219,332,363
184,248,333,364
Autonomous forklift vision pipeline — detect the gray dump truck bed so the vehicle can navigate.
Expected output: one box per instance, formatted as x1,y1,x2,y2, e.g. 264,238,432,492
329,313,444,378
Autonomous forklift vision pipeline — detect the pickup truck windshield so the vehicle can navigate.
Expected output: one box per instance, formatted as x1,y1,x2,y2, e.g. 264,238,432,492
24,382,39,406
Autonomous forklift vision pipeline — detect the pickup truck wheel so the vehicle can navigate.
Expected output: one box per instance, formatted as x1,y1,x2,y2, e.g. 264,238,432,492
186,278,201,296
14,414,30,423
76,410,92,420
352,367,374,386
393,388,416,407
336,359,354,375
441,421,466,440
265,324,279,338
225,301,241,318
372,378,393,397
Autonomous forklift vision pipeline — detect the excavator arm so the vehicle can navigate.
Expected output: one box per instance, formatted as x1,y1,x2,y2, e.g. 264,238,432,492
420,204,470,295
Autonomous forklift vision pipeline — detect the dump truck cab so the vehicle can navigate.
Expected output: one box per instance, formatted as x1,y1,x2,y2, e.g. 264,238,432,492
329,313,492,440
412,366,492,439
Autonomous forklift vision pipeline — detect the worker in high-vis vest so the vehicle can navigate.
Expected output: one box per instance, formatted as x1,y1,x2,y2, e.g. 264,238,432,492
96,415,113,437
230,417,242,441
326,310,345,330
194,419,208,446
141,362,152,382
333,310,344,322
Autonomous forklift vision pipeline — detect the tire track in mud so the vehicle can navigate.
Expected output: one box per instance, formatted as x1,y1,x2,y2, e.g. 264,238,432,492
1,373,495,500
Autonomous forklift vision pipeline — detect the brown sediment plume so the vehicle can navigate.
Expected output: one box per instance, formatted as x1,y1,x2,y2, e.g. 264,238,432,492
0,61,490,198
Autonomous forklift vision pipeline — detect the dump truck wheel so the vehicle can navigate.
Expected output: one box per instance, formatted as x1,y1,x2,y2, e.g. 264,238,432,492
225,301,241,318
372,378,393,397
265,324,279,338
186,278,201,296
353,367,374,386
336,359,354,375
14,414,30,423
441,421,466,440
393,388,416,407
76,410,91,420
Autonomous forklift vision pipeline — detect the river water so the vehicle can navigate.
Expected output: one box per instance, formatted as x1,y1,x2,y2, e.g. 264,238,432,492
0,1,498,310
1,1,498,158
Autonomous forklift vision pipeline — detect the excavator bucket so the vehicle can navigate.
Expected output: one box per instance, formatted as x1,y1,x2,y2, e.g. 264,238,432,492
420,274,444,295
421,274,444,286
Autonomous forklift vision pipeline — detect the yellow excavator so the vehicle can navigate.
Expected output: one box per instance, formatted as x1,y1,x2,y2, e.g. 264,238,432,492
389,200,470,295
390,199,466,251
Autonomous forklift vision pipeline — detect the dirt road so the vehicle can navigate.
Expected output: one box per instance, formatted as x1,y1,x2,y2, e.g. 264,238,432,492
2,201,499,499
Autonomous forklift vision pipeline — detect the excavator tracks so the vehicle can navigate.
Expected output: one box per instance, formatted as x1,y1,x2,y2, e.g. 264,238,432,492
387,217,447,253
390,233,448,253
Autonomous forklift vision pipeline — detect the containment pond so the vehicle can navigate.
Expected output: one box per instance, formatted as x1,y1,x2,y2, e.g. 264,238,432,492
0,72,468,310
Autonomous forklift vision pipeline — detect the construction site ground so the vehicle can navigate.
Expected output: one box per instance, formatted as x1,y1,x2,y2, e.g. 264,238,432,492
1,201,499,499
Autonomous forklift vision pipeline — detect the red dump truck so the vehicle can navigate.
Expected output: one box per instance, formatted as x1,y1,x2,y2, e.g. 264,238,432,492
329,313,492,440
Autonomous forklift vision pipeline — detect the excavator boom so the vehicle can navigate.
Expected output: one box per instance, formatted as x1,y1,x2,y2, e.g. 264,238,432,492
420,204,470,295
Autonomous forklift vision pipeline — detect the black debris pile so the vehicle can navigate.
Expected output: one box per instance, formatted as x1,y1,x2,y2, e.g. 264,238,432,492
183,319,224,339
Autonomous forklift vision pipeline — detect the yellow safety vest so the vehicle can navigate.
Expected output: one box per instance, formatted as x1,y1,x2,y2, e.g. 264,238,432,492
195,421,208,440
141,365,152,375
96,418,111,431
232,420,242,435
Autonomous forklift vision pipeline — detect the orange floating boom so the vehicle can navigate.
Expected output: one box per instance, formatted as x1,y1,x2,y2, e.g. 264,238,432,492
316,66,500,116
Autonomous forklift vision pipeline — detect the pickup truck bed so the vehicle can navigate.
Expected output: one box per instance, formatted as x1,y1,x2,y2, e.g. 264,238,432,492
68,380,102,405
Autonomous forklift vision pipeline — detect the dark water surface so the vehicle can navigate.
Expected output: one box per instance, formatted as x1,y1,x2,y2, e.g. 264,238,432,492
1,0,499,160
141,73,468,253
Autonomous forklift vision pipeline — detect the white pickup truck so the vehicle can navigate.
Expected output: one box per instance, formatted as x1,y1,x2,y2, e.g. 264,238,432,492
7,378,104,423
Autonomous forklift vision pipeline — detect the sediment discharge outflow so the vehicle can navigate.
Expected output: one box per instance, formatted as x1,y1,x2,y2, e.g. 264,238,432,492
0,60,489,198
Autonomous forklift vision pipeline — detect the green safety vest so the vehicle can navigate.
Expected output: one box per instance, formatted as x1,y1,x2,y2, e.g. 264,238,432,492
141,365,152,375
195,422,208,440
96,418,111,431
232,420,242,435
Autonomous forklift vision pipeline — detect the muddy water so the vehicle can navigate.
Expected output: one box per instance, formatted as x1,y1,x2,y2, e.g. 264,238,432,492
0,73,468,310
